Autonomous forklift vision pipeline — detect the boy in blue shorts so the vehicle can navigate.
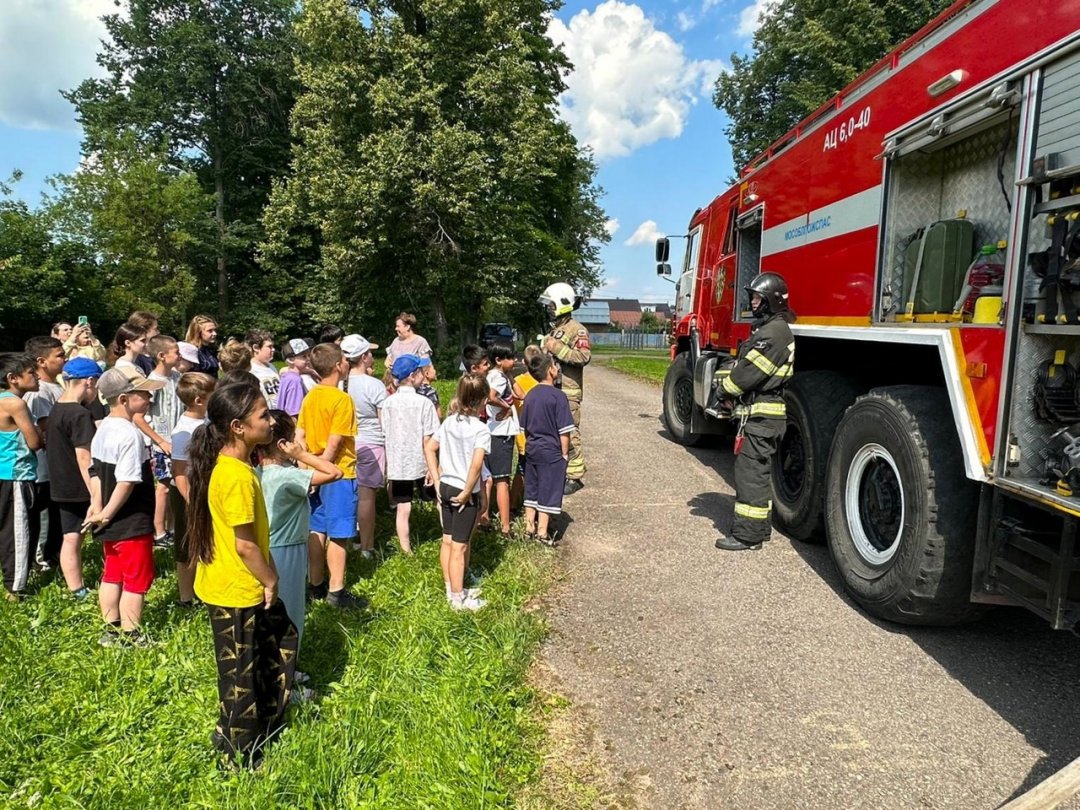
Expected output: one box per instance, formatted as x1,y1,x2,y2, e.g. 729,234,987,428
297,343,367,610
519,352,575,546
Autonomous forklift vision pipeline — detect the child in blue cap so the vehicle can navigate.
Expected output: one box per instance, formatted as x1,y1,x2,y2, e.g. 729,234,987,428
380,355,440,554
47,357,103,597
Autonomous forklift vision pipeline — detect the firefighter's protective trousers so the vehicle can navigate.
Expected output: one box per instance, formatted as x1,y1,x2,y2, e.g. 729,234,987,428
731,418,785,544
547,315,591,482
717,312,795,545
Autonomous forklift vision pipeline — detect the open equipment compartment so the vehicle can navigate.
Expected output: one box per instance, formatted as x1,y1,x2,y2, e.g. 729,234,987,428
878,108,1018,324
1000,48,1080,505
982,53,1080,625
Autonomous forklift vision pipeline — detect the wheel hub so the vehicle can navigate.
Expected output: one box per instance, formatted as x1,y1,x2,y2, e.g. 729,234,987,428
775,423,806,503
673,377,694,425
845,443,904,566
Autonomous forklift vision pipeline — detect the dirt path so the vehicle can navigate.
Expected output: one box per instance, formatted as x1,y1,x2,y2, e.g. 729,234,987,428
540,365,1080,809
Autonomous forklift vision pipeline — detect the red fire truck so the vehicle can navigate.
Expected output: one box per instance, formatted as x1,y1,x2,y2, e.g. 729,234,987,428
656,0,1080,626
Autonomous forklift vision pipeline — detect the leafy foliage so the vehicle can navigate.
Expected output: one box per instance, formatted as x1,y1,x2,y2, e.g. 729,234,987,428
713,0,954,168
0,174,96,339
48,136,212,334
261,0,609,347
63,0,298,329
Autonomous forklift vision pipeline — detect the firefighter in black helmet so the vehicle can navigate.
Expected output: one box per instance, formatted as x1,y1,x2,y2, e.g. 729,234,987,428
714,271,796,551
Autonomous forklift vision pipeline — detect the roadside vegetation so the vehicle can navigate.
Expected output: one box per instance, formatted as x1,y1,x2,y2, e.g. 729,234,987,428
0,496,559,807
593,352,669,386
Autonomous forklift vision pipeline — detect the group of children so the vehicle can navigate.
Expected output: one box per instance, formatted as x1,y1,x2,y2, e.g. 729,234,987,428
0,313,577,766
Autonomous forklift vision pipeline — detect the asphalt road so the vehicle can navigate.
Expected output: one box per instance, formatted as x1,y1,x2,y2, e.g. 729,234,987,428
540,365,1080,809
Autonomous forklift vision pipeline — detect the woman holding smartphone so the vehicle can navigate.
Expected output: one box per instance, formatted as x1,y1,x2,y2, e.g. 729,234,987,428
61,318,108,367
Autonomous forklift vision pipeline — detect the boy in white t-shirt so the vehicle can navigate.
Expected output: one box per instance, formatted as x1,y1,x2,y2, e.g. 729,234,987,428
84,367,165,646
145,335,182,546
380,355,439,555
247,329,281,408
169,371,216,607
424,374,490,611
485,344,520,535
24,336,66,570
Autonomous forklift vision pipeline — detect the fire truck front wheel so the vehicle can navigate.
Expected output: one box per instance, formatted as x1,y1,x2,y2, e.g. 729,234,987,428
662,352,705,446
772,371,863,542
825,385,982,626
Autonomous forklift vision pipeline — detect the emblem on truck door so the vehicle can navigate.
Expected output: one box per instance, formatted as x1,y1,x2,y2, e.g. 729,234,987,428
714,268,727,304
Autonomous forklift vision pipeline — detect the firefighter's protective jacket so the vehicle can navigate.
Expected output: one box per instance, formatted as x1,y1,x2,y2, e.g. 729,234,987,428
546,315,591,398
718,312,794,419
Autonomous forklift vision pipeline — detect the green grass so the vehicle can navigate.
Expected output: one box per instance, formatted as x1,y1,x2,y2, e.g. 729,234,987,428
0,499,559,808
589,343,667,356
595,355,670,385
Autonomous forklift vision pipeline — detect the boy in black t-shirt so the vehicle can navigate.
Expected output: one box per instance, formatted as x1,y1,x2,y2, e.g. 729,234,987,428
519,352,575,546
84,368,164,646
46,358,102,598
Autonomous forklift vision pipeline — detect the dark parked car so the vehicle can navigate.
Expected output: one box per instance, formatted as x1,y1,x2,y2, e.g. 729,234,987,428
479,323,516,350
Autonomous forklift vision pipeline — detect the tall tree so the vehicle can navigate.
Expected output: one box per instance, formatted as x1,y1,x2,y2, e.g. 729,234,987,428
261,0,609,347
714,0,953,169
48,135,212,332
0,173,93,338
65,0,297,326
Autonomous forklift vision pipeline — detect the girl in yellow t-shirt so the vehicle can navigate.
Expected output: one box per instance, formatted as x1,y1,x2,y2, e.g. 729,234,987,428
186,381,297,768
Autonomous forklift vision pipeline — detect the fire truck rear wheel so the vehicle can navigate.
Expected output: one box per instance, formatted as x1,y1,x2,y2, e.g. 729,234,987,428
662,352,706,446
772,371,863,543
825,385,983,626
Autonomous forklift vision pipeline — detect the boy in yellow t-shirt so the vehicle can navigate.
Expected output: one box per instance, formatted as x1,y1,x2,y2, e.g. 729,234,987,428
296,343,366,610
510,345,542,509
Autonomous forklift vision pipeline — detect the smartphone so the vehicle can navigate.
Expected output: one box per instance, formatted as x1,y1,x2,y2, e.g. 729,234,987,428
78,316,88,326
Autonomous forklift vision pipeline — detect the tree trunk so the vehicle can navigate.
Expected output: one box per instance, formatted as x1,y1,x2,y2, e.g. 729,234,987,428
214,154,227,319
432,297,449,349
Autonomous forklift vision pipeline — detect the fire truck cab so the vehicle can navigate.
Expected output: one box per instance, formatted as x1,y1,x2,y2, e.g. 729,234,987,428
657,0,1080,627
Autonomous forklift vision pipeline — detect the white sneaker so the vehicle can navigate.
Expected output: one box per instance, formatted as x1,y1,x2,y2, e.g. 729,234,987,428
290,685,316,704
451,595,487,611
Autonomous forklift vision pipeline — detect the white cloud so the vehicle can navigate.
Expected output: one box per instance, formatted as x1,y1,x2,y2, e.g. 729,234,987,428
625,219,665,246
736,0,776,37
676,10,696,31
549,1,725,160
604,217,620,237
0,0,114,130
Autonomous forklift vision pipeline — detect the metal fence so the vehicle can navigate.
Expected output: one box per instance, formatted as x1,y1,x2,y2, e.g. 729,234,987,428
591,329,668,349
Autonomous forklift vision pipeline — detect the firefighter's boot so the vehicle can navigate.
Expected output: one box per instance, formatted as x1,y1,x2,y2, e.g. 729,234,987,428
714,534,762,551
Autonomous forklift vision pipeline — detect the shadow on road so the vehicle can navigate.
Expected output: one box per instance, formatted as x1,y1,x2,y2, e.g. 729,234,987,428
662,423,1080,799
788,533,1080,800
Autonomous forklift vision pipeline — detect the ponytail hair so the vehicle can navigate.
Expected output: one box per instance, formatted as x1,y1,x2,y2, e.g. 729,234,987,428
110,323,145,363
186,382,267,565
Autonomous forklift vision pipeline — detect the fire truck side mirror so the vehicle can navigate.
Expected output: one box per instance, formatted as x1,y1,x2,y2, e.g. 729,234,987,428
657,262,672,277
655,237,670,263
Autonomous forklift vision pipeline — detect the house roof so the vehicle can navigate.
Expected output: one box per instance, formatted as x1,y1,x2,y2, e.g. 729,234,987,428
591,298,642,314
573,301,610,325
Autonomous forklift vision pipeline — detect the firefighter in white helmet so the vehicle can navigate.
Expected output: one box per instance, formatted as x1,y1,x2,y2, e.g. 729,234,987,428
539,282,591,495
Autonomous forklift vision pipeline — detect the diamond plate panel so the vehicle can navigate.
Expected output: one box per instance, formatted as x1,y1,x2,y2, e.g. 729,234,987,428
882,119,1018,317
1008,331,1080,477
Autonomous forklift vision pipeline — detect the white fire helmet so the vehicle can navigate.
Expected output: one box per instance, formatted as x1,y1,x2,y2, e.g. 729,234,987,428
538,282,578,318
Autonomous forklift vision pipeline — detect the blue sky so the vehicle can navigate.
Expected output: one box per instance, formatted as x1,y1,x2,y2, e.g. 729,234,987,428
0,0,766,306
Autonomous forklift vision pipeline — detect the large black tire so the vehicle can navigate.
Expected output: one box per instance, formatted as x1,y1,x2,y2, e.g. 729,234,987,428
661,352,706,446
825,385,983,626
772,371,864,542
